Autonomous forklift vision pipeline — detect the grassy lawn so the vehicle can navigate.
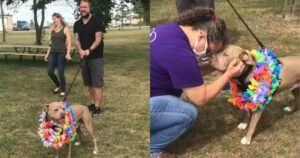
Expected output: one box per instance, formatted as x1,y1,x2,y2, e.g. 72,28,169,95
0,29,149,157
151,0,299,157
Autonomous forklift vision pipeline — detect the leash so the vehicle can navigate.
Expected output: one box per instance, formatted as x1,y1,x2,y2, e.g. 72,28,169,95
226,0,265,49
63,60,82,102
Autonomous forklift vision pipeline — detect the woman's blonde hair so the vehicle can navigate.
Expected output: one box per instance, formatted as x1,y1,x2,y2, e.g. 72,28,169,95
52,12,67,27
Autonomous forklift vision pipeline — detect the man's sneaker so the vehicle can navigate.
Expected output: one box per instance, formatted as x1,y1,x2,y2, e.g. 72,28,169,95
88,104,96,111
53,87,60,93
60,92,65,97
92,107,101,117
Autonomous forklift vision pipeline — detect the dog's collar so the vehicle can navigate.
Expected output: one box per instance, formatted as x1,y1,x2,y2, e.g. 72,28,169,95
235,65,255,91
38,102,77,149
227,48,282,112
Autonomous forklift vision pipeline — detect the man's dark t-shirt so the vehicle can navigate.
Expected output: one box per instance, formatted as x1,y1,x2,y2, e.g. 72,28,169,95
74,15,105,59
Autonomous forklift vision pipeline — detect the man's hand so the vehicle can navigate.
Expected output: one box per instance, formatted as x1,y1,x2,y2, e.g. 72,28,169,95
79,50,86,59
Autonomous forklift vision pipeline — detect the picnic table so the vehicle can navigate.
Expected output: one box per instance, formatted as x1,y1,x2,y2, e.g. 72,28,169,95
0,45,76,61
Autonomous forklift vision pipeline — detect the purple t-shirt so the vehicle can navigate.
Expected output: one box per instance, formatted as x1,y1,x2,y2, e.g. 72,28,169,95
150,23,203,97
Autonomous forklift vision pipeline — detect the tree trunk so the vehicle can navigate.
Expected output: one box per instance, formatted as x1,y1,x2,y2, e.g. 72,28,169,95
283,0,300,21
33,0,45,45
121,17,124,30
0,1,6,42
139,17,141,30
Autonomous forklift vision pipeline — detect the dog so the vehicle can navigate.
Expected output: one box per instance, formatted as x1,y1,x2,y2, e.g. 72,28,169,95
209,44,300,145
43,101,99,158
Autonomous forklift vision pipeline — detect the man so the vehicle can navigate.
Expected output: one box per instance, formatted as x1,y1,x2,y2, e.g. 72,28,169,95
176,0,215,14
74,0,104,117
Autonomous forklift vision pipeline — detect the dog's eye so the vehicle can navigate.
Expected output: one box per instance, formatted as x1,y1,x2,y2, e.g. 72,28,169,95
54,109,58,112
62,108,65,110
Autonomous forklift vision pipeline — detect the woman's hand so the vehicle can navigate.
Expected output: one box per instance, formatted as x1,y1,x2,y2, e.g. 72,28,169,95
225,59,245,79
44,55,49,62
65,53,72,61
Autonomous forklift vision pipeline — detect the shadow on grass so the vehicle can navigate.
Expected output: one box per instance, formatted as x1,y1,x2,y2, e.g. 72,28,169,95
166,92,297,155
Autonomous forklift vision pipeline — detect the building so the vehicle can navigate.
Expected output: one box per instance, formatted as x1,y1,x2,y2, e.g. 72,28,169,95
110,14,144,28
0,15,13,32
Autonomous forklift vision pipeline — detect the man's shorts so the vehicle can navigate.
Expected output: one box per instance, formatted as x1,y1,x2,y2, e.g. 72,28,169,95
81,58,104,87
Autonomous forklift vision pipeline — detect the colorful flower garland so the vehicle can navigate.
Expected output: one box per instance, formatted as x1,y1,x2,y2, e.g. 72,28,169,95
227,48,282,112
38,102,77,149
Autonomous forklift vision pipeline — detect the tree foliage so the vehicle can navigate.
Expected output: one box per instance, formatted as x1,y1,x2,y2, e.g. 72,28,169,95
74,0,114,31
125,0,149,25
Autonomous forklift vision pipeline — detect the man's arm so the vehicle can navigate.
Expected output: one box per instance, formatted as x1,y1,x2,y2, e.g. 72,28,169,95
74,33,82,52
74,33,87,59
89,32,103,52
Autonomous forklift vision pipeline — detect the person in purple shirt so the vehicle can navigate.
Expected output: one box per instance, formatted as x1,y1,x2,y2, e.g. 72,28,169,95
150,7,245,158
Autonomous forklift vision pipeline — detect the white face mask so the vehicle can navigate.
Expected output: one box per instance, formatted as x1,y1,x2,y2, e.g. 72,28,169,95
193,37,208,56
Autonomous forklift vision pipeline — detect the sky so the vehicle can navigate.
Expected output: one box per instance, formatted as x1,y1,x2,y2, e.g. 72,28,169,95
4,0,134,26
4,0,78,25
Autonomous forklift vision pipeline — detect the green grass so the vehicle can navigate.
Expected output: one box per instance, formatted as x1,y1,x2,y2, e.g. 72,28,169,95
0,29,149,157
151,0,299,55
151,0,300,157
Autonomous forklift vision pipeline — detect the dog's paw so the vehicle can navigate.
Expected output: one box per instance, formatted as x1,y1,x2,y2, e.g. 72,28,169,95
241,137,251,145
74,142,81,146
93,150,98,155
283,106,292,112
237,123,248,129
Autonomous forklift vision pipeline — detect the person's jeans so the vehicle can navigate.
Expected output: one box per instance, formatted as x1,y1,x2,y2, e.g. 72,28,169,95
47,52,66,92
150,95,198,156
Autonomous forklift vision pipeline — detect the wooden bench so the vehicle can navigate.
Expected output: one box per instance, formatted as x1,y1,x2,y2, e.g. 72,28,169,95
0,45,76,62
0,52,46,61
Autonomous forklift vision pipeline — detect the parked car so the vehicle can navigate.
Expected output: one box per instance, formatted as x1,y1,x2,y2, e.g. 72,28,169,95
13,21,30,31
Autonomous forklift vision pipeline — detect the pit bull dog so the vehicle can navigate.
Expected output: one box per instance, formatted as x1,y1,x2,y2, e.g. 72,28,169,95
43,101,99,158
209,45,300,145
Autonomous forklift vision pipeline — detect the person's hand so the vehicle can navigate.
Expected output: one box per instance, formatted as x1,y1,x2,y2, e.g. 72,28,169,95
44,55,49,62
84,49,90,56
225,59,245,79
79,50,85,59
65,54,72,61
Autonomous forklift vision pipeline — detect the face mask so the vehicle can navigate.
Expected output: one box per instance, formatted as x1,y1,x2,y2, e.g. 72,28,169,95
193,37,211,63
193,37,208,56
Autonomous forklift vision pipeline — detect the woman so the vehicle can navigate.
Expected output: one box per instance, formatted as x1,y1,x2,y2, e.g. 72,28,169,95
150,8,245,158
45,13,72,97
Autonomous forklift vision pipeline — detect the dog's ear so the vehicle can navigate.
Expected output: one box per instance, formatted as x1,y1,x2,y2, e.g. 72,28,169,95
239,51,254,65
43,104,49,112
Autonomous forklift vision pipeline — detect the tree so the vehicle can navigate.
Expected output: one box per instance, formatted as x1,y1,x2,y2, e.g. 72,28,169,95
283,0,300,22
132,0,144,29
126,0,149,25
32,0,56,45
0,0,27,42
74,0,114,32
0,0,6,42
30,19,35,29
115,0,131,30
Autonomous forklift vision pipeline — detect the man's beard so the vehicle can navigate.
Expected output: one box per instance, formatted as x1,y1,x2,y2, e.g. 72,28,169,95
81,12,90,19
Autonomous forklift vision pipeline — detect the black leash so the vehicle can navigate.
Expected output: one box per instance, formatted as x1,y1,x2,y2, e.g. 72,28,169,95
63,60,82,102
226,0,265,49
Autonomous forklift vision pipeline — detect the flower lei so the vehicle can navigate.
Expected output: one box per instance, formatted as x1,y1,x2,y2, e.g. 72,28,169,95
227,48,282,112
38,102,77,149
